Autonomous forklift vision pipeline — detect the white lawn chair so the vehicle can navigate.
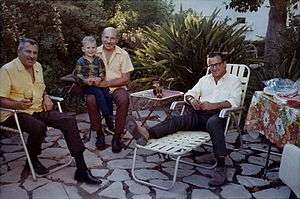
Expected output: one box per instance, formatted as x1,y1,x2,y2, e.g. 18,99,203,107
131,64,250,190
279,144,300,198
0,96,73,181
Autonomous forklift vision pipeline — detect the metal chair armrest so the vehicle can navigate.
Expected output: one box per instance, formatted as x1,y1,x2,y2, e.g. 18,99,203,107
48,96,64,113
49,96,64,102
0,107,19,113
170,100,186,110
219,107,244,118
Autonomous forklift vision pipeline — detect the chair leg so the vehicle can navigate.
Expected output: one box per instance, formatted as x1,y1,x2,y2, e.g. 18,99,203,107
169,155,217,169
263,141,272,178
38,157,73,177
14,113,37,181
88,128,92,140
131,147,180,190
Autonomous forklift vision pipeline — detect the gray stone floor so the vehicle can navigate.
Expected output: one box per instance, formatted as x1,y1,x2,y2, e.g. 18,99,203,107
0,111,291,199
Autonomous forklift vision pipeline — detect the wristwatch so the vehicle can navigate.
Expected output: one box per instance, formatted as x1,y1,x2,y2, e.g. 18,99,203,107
186,95,195,104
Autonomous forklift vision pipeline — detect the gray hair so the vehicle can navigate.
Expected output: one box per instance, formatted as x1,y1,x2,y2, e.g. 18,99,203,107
81,36,97,46
102,27,118,38
18,38,38,51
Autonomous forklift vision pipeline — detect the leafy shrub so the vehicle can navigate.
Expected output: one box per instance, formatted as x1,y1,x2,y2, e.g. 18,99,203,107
108,0,174,32
133,10,249,91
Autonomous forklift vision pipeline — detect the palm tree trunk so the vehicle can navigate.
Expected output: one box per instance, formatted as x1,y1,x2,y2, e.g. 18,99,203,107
264,0,288,67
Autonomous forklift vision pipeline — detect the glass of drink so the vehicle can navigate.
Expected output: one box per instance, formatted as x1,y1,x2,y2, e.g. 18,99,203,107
23,90,33,101
153,81,163,98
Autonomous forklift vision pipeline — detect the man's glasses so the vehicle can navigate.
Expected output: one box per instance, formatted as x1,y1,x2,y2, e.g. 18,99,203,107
208,62,223,69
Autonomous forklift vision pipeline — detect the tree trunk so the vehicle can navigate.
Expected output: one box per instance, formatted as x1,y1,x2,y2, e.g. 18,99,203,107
264,0,288,67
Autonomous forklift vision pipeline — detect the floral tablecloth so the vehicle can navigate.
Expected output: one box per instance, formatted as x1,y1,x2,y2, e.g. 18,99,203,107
244,91,300,147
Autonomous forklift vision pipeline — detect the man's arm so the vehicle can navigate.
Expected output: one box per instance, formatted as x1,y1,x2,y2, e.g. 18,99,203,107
42,93,54,111
199,101,232,111
94,72,130,88
184,78,203,104
0,97,32,110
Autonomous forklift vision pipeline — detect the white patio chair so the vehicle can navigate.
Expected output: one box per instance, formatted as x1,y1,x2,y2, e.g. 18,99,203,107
131,64,250,190
279,144,300,198
0,96,73,181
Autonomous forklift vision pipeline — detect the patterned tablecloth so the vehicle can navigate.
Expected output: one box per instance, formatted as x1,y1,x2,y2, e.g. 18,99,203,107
244,91,300,147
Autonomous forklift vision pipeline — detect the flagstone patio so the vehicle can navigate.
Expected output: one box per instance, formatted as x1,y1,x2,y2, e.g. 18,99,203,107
0,111,291,199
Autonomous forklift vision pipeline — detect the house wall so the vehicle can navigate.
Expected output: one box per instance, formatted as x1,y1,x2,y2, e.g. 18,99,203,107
173,0,270,41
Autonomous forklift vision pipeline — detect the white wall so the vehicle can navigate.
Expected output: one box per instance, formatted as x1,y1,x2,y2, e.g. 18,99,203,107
173,0,270,41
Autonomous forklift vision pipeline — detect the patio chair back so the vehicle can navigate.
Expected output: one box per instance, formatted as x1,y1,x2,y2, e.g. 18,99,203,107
206,64,250,132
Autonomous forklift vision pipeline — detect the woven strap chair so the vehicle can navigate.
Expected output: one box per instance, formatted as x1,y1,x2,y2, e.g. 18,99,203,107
131,64,250,190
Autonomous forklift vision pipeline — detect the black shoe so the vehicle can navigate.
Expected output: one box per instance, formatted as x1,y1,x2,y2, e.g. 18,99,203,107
25,159,49,175
208,167,227,187
111,135,123,153
74,169,102,184
95,134,106,150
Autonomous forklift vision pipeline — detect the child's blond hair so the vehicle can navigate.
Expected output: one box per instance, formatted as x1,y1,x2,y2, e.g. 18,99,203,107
81,36,96,46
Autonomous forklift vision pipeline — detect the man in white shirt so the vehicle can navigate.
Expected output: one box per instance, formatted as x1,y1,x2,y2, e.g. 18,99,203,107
127,52,242,186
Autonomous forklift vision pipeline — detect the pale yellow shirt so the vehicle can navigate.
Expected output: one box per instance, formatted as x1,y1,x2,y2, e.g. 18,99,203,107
96,45,134,91
0,58,45,122
184,73,242,108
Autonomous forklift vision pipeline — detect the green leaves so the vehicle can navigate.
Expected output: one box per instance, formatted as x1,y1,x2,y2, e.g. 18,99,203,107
134,10,249,90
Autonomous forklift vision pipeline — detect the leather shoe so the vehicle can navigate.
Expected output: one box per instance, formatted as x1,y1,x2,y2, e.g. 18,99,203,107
208,167,226,187
74,169,102,184
95,134,106,150
111,135,123,153
25,159,49,175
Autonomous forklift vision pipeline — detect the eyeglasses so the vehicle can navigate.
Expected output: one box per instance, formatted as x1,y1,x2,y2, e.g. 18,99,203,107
208,62,223,69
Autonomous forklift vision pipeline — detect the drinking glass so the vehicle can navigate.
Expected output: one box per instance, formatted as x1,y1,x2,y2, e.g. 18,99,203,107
23,90,33,101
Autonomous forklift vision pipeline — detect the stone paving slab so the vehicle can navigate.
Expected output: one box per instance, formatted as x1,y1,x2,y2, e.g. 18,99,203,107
220,183,252,199
0,183,28,199
0,112,290,199
191,189,219,199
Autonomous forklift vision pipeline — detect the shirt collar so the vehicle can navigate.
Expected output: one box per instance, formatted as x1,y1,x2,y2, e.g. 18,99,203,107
16,57,40,73
208,72,229,83
98,45,122,54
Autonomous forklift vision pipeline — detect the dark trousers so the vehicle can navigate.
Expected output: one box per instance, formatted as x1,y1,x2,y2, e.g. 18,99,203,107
0,110,85,158
83,86,113,117
87,88,130,136
149,109,227,157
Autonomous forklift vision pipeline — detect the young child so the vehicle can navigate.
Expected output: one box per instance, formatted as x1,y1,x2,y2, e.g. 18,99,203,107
74,36,114,149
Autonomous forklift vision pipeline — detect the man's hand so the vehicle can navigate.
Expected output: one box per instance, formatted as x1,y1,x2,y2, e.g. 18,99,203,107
15,99,33,110
88,77,103,86
43,95,54,111
199,101,218,110
190,99,202,110
83,78,96,86
94,79,110,88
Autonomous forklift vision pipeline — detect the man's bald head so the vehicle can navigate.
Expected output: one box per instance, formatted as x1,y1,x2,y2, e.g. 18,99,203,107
102,27,118,38
101,27,119,51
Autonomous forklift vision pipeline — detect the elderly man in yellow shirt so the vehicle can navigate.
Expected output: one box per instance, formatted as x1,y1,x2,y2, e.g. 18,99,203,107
0,38,101,184
91,27,134,153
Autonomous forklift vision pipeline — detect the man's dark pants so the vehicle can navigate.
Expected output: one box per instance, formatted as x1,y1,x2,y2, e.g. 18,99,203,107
148,109,227,157
0,110,85,158
83,86,113,117
88,88,130,136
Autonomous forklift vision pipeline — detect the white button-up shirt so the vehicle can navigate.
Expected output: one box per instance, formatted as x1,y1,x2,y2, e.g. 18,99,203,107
184,73,242,108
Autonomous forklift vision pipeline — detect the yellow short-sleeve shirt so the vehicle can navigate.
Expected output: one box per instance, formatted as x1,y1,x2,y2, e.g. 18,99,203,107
96,45,134,91
0,58,46,122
